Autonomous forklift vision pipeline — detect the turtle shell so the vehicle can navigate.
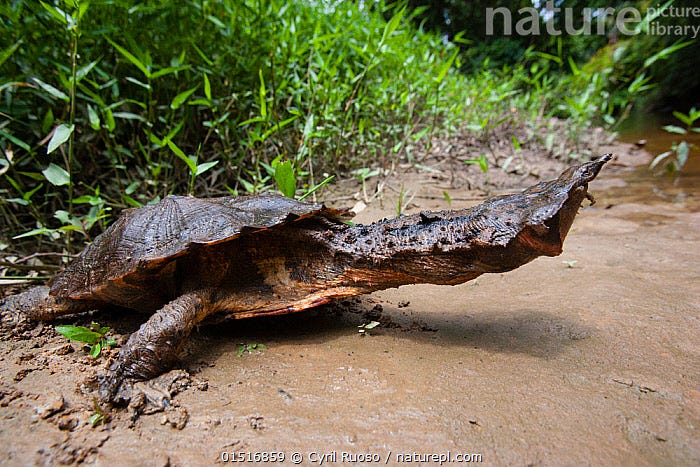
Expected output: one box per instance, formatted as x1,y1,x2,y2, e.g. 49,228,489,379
48,195,350,307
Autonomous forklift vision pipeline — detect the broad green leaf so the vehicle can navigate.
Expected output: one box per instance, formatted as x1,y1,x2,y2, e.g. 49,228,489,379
203,72,211,101
113,112,147,122
150,65,188,80
260,115,299,142
662,125,687,135
649,151,672,170
567,56,579,75
58,225,82,233
239,177,255,193
32,78,69,102
77,0,90,20
644,40,692,69
188,99,212,107
42,163,70,186
171,86,198,110
125,76,150,89
42,108,55,135
75,59,100,83
195,160,219,176
299,175,335,201
72,195,99,205
512,135,521,151
206,14,225,29
0,130,31,151
16,171,45,181
53,210,73,225
164,120,185,145
672,110,694,127
381,6,405,46
258,69,267,119
47,124,74,154
534,51,562,66
238,116,267,127
627,73,654,94
688,107,700,123
13,227,54,239
675,141,689,167
107,38,150,78
464,156,488,174
273,160,296,198
40,1,70,25
87,104,100,130
23,183,44,201
0,40,22,69
90,342,101,358
191,42,214,66
434,49,459,84
443,191,452,204
5,198,30,206
167,140,197,173
89,413,102,426
55,325,101,345
104,108,116,132
122,194,143,208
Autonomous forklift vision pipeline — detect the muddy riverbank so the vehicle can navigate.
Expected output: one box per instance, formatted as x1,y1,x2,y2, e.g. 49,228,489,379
1,137,699,465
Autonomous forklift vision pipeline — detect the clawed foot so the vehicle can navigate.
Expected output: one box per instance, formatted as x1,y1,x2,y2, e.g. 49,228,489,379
98,367,192,418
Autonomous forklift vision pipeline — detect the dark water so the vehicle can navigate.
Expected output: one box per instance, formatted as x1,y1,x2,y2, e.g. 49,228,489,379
607,112,700,211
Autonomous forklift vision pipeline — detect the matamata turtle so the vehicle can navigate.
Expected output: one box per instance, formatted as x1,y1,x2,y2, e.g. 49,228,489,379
1,154,612,401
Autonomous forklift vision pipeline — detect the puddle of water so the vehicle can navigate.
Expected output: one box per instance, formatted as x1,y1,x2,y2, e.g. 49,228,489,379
605,112,700,211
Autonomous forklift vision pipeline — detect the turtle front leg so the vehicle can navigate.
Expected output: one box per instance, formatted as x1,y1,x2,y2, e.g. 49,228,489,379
1,285,97,331
99,292,208,403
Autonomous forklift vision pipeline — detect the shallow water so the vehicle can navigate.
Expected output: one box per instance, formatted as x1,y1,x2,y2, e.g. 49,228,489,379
605,113,700,211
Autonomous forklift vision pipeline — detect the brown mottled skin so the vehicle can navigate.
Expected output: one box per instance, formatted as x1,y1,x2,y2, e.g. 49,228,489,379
1,155,612,402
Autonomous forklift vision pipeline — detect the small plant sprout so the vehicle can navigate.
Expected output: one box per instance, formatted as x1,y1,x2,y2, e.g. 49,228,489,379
236,343,267,357
396,184,415,216
55,322,118,358
272,159,296,198
464,155,489,174
358,321,380,336
352,168,381,203
562,260,577,268
443,190,452,206
89,400,108,427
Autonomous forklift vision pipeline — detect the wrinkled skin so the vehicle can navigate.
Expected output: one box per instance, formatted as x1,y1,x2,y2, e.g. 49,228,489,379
0,154,612,403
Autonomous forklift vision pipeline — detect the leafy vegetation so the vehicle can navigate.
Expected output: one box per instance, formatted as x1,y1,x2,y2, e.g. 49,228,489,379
0,0,685,257
650,108,700,174
54,322,117,358
236,342,267,357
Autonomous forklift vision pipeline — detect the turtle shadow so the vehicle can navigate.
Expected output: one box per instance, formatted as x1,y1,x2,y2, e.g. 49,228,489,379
423,308,595,359
177,300,595,366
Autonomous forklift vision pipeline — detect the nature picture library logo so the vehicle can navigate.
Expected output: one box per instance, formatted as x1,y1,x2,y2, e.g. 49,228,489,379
485,1,700,39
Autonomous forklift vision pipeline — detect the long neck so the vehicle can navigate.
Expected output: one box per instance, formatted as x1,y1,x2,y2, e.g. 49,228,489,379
325,185,588,289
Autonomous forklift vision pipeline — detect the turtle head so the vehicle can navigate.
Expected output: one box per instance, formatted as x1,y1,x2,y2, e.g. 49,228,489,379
543,154,614,250
566,153,614,188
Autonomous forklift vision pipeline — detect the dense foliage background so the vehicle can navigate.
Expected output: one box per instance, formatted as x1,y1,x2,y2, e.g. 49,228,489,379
1,0,696,254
